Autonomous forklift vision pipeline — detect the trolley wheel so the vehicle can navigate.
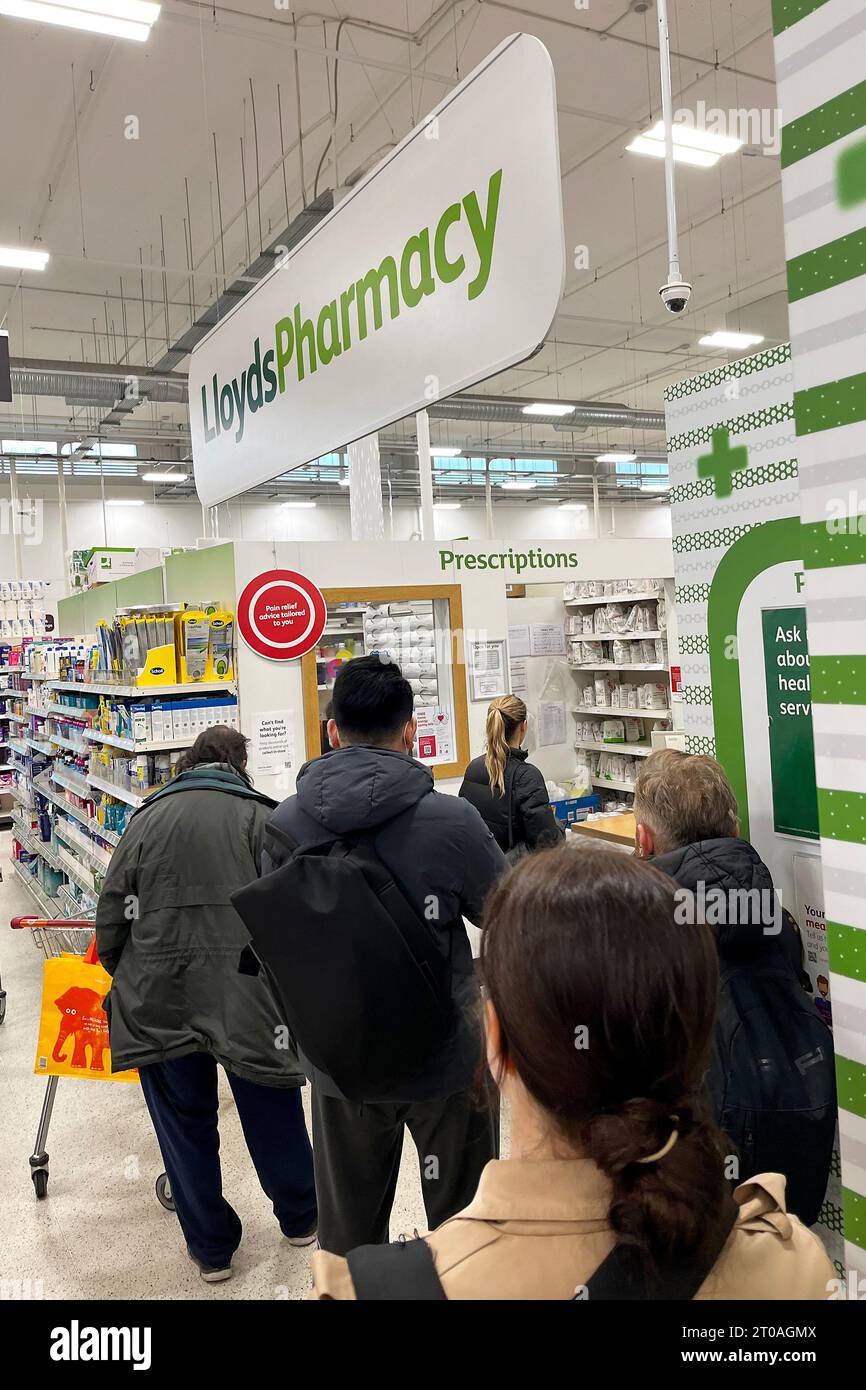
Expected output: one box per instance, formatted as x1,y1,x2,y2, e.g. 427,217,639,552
155,1172,175,1212
0,988,6,1024
32,1169,48,1200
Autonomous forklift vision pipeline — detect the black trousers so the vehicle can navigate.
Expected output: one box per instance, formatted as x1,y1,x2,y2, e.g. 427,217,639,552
139,1053,317,1267
311,1085,498,1255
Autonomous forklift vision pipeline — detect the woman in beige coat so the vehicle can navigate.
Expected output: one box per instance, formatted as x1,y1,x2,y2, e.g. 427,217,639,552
313,847,834,1300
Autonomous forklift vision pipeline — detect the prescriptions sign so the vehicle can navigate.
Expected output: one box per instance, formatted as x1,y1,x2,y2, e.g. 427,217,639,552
237,569,326,661
190,32,565,507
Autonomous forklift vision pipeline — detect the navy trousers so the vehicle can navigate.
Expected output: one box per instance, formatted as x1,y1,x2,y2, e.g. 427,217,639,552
139,1052,317,1268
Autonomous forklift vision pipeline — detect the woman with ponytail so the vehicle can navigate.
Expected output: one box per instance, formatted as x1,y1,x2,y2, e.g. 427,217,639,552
312,847,833,1299
459,695,563,858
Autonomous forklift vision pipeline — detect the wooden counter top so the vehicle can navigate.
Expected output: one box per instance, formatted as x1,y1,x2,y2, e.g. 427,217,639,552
569,811,636,848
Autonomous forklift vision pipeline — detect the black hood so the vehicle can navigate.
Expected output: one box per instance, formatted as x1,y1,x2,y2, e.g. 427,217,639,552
294,745,434,835
651,837,780,954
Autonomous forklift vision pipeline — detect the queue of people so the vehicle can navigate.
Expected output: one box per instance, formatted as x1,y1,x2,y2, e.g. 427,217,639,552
95,655,836,1299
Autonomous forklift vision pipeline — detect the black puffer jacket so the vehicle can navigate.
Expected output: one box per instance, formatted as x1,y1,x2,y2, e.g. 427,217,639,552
458,747,564,853
652,836,835,1225
651,837,804,976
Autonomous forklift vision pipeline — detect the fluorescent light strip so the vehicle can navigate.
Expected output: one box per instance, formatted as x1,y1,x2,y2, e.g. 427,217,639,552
558,503,588,511
429,447,462,457
0,245,49,270
281,500,317,509
521,402,575,417
699,330,765,349
433,501,462,511
141,470,188,483
596,452,637,464
626,135,719,168
0,0,157,40
645,120,742,156
500,479,537,490
106,498,144,506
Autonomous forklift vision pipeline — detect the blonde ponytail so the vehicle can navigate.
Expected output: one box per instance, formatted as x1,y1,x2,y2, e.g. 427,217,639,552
484,695,527,797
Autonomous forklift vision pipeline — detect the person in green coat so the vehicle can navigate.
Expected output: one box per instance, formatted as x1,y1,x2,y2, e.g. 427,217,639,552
96,725,316,1283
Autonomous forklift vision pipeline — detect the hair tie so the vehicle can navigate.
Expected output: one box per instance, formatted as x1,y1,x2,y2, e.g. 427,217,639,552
636,1128,679,1164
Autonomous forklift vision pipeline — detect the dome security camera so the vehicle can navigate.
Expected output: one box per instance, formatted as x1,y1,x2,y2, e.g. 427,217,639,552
659,278,692,315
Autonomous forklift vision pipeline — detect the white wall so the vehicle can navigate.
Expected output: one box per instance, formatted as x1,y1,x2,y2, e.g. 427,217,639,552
0,489,671,583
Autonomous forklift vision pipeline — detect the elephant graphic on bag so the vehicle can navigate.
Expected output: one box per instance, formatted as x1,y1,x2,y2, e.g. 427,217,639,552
52,986,109,1071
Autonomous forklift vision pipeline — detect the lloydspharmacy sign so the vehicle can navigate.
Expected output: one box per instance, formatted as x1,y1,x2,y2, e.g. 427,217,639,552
190,33,565,509
200,171,502,447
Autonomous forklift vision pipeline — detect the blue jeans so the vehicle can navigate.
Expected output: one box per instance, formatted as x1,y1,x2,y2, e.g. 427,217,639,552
139,1052,317,1268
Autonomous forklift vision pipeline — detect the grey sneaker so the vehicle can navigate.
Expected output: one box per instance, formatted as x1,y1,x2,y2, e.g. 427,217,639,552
285,1224,318,1248
187,1247,233,1283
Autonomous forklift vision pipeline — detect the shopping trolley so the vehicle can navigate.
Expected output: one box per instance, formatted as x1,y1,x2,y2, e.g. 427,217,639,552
10,912,174,1211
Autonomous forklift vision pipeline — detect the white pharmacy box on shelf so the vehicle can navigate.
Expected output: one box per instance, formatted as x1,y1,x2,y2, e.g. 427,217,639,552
651,730,687,752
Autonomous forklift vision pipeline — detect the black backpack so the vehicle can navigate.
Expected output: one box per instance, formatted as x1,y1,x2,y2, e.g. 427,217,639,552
232,821,454,1100
710,948,836,1227
347,1198,739,1300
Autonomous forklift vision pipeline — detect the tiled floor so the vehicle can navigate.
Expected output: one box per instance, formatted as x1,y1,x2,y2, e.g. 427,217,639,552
0,833,435,1300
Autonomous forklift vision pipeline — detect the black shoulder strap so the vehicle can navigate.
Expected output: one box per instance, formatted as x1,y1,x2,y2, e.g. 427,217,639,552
505,757,517,851
347,1238,446,1301
581,1197,739,1301
347,1197,738,1301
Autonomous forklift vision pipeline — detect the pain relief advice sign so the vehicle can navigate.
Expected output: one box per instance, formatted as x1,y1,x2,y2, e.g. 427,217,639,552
190,34,565,508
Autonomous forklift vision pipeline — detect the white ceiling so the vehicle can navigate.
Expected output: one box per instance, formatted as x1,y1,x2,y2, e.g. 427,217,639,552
0,0,785,469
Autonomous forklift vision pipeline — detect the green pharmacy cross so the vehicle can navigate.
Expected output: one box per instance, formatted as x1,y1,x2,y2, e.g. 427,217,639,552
697,428,748,498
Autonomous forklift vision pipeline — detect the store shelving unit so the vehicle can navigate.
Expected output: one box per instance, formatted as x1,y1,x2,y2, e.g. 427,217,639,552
11,654,238,921
573,738,655,759
571,704,672,720
565,580,673,810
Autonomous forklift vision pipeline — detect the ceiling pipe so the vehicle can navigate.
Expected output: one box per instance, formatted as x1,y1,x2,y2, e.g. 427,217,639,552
427,393,665,431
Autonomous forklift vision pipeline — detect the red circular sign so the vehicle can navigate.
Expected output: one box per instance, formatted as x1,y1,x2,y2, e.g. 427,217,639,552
237,568,327,662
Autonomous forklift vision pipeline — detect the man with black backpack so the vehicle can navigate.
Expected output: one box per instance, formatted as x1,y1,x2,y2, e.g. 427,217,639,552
237,654,505,1255
633,749,836,1226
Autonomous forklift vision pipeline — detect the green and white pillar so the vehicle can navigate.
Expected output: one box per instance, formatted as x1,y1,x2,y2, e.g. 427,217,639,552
774,0,866,1278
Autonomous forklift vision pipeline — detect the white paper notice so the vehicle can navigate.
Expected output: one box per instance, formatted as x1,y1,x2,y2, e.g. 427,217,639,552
538,700,567,747
469,639,508,701
530,622,566,657
252,710,295,777
508,624,531,658
509,655,529,698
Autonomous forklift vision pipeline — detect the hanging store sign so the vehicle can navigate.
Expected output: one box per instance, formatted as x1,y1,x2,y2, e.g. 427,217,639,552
237,568,326,661
190,33,565,508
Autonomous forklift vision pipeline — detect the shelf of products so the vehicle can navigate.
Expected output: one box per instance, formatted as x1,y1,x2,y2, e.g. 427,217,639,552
13,860,60,918
571,704,672,720
48,679,236,697
567,661,667,672
84,730,200,754
592,776,637,794
8,601,240,921
85,772,152,809
563,579,674,811
565,590,662,607
574,738,653,758
305,588,469,776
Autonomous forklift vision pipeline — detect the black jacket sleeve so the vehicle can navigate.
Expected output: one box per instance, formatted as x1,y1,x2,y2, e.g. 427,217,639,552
515,763,566,850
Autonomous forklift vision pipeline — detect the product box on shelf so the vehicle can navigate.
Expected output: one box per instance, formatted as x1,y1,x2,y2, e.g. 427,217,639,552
85,548,161,588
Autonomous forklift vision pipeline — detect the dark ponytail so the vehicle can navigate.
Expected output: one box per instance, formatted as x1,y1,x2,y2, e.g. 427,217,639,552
480,847,732,1271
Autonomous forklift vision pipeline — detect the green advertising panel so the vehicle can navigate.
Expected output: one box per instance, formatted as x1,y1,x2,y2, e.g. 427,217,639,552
761,606,819,840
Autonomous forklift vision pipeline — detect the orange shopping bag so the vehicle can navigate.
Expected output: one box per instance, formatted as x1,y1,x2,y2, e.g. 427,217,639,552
34,948,138,1083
